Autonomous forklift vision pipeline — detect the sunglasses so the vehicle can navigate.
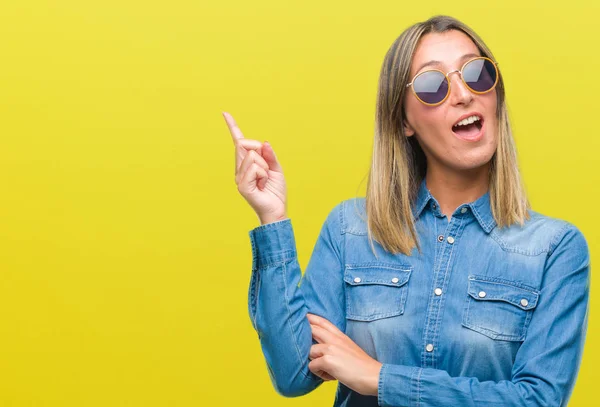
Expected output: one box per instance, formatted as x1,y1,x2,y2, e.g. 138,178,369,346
406,57,499,106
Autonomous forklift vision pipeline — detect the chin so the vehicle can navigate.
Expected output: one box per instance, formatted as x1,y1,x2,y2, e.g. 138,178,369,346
456,157,494,172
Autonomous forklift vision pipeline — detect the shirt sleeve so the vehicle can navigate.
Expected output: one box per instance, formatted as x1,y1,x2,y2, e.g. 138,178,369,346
378,223,590,407
247,202,346,397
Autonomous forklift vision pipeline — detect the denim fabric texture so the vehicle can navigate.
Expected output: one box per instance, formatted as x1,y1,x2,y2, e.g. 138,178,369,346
247,179,590,407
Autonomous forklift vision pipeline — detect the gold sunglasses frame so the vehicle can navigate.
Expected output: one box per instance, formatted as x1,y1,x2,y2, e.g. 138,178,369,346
406,56,499,106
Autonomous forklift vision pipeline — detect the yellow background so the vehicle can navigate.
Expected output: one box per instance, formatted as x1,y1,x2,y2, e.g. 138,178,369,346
0,0,597,405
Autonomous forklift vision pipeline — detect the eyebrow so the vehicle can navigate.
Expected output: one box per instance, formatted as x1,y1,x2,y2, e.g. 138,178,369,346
415,53,481,73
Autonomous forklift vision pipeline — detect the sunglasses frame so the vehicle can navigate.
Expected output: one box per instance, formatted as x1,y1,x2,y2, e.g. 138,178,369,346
406,56,499,106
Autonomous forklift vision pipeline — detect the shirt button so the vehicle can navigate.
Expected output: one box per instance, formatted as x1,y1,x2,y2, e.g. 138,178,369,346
437,235,444,242
425,344,434,352
447,236,455,244
391,277,399,284
434,288,442,296
432,203,437,209
520,298,529,307
461,207,468,214
354,277,361,283
478,291,487,298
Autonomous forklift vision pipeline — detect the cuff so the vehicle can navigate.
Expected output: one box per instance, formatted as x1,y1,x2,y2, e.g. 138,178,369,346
378,363,421,407
249,218,297,270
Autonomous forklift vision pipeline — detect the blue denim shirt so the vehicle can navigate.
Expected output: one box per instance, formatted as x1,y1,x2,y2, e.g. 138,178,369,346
247,180,590,407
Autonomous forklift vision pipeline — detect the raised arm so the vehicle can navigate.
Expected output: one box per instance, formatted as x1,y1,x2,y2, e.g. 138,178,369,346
223,111,346,396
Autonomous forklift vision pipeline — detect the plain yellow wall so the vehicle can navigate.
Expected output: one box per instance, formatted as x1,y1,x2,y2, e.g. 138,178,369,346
0,0,597,405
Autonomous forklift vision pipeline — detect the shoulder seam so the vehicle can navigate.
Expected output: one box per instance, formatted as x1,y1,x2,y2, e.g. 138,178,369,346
547,221,574,256
339,199,346,235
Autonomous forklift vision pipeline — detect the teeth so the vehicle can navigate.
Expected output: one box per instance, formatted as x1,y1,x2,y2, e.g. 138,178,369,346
453,115,481,128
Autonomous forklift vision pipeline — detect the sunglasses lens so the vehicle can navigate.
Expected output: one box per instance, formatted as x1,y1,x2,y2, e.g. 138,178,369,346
463,58,497,92
413,71,448,104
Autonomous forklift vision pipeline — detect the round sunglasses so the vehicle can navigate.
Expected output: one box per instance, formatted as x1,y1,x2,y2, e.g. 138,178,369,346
406,56,499,106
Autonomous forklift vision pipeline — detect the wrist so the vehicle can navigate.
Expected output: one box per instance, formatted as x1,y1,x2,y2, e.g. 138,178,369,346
259,214,289,225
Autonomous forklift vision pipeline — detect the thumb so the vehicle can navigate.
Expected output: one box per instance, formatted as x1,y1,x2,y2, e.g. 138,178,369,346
262,141,283,172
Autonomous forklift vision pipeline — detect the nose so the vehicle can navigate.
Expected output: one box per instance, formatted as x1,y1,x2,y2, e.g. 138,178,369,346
447,71,473,106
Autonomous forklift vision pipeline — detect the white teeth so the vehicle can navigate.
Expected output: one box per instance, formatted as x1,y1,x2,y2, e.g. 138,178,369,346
454,115,481,128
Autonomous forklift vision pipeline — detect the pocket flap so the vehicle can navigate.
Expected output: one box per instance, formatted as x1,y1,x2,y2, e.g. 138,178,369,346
467,276,539,310
344,263,411,287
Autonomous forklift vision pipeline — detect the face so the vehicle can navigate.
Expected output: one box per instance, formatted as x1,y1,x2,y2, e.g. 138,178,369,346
403,30,498,174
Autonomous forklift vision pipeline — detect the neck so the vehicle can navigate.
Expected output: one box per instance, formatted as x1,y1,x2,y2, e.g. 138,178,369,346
425,163,490,220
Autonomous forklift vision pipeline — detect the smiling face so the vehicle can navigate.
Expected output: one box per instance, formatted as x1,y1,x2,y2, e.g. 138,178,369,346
403,30,498,174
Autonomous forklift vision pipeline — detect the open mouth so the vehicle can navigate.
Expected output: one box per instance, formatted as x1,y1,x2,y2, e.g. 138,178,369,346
452,115,483,138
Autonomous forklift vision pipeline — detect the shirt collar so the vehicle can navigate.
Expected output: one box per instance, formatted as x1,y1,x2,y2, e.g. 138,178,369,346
412,178,497,234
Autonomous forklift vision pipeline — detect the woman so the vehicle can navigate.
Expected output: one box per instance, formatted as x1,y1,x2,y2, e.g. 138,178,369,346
223,15,590,407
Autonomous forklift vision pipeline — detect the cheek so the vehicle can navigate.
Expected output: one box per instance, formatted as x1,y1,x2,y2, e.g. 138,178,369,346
406,100,447,137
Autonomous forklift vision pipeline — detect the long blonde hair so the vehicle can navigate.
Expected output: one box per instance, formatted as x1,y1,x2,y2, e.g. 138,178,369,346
366,15,530,256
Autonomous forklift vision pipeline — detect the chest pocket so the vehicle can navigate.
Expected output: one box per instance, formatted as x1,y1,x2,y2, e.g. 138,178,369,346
462,275,540,341
343,263,412,321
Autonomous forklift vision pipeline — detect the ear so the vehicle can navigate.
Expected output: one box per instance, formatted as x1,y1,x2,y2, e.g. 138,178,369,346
403,119,415,137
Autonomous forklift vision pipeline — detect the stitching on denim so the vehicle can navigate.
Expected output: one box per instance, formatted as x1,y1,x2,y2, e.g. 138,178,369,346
433,215,463,368
468,274,540,294
422,215,442,369
344,282,409,321
250,233,258,271
467,293,537,309
256,250,297,269
548,222,572,256
345,198,369,235
340,199,347,235
416,367,423,407
488,218,569,256
377,363,385,406
463,287,473,327
346,263,412,271
253,271,261,330
470,203,493,233
463,278,533,341
281,259,309,380
462,320,524,341
489,228,550,256
344,270,411,287
248,270,260,331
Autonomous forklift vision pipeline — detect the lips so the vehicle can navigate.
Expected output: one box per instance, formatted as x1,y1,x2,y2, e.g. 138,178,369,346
452,112,483,128
451,112,484,142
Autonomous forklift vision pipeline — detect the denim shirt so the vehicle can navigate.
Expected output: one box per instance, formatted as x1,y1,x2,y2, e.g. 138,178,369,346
247,180,590,407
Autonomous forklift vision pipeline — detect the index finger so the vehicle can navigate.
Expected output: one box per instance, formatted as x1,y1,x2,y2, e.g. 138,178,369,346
222,111,245,143
307,313,343,337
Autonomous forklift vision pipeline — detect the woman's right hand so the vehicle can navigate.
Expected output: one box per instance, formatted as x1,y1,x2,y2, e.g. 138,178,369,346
223,111,288,225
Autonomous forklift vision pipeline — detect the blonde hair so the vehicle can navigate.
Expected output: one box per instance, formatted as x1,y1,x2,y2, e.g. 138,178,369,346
365,15,530,256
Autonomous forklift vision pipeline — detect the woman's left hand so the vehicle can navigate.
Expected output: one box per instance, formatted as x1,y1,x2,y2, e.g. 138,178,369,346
307,313,382,397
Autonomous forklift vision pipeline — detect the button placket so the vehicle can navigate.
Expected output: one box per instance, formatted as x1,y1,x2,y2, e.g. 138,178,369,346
422,211,465,367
